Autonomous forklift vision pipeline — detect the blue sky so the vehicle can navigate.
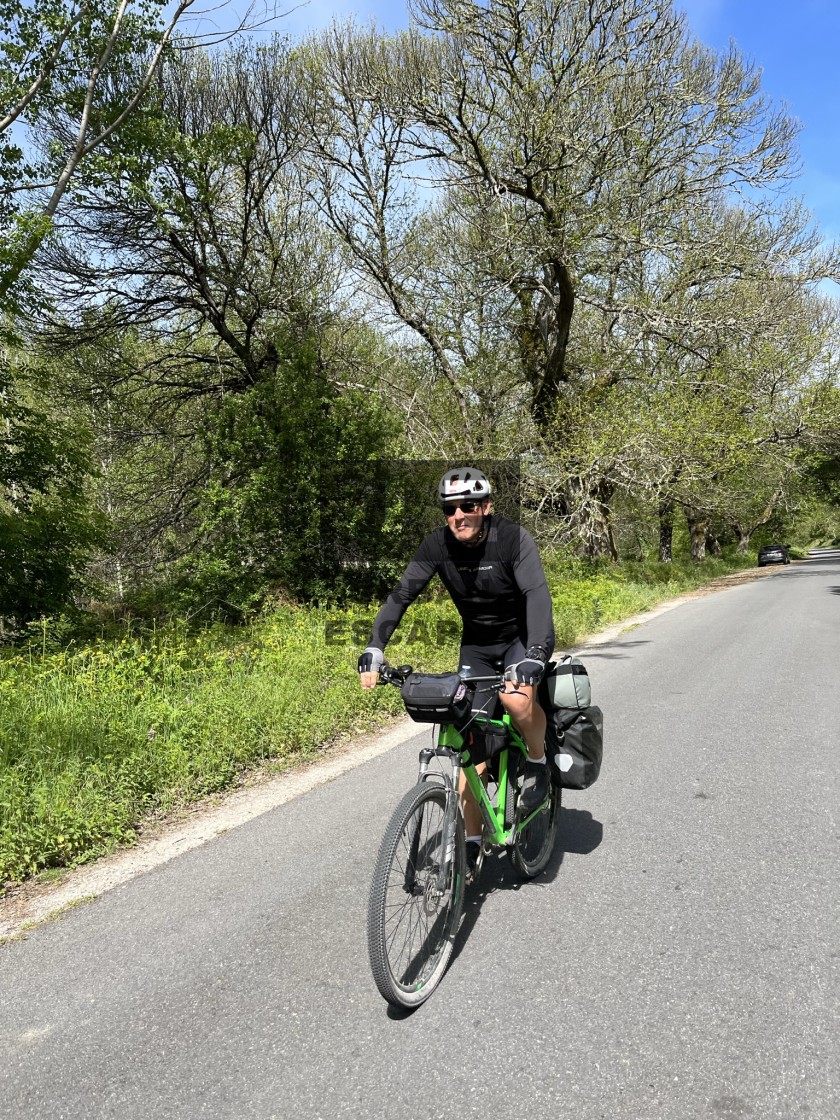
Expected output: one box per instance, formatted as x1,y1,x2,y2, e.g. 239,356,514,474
679,0,840,247
215,0,839,251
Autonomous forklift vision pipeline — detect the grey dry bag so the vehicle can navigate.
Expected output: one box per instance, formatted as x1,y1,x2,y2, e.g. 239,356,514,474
538,655,591,711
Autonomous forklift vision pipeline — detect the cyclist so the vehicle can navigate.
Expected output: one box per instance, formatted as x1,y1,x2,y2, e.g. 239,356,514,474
358,466,555,877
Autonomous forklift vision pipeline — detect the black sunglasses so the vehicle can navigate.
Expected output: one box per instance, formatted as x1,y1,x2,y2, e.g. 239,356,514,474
442,499,482,516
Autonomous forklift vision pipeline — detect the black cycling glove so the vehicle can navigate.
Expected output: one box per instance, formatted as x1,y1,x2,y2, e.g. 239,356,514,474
358,646,385,674
506,646,549,687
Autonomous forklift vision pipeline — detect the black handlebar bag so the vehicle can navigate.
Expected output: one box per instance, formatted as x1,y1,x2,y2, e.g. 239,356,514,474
400,672,473,725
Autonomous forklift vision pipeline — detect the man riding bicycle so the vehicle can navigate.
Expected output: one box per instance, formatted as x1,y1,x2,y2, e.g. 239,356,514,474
358,466,555,877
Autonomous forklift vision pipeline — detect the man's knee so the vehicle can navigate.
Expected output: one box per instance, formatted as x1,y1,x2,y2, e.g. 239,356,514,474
499,686,534,723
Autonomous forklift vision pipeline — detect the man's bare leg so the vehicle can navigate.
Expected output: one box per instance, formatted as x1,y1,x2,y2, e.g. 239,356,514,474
500,681,549,810
458,763,487,838
499,681,546,759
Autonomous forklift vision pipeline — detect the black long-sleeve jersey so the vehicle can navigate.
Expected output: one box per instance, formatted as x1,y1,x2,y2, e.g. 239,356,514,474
367,515,555,654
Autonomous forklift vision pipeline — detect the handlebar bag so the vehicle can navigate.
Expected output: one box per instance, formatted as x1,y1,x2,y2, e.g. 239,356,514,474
400,672,473,724
545,705,603,790
538,655,591,711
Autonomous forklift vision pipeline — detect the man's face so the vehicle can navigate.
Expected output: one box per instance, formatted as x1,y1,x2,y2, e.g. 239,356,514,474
442,498,491,545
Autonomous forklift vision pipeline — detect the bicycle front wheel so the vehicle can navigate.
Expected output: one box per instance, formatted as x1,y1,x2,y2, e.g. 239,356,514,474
509,784,560,879
367,782,465,1009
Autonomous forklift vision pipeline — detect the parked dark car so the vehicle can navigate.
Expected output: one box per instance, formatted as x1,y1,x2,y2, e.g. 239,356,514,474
758,544,790,567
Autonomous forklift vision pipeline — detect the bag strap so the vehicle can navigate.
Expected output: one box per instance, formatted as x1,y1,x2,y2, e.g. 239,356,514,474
554,709,582,732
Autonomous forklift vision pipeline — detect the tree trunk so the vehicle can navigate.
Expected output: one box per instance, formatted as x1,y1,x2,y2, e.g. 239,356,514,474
658,499,674,563
583,517,616,560
705,529,722,557
575,479,619,560
734,527,751,552
687,510,709,561
731,493,781,552
598,480,619,561
532,259,574,429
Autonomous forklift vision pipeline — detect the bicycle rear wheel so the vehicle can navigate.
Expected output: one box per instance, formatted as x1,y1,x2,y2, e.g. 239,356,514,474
508,784,560,878
367,782,465,1009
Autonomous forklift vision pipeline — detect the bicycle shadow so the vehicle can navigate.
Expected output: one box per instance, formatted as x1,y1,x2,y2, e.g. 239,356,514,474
450,805,603,962
574,640,652,659
383,807,603,1020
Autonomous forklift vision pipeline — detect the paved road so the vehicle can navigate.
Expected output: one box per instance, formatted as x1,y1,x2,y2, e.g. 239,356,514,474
1,556,838,1120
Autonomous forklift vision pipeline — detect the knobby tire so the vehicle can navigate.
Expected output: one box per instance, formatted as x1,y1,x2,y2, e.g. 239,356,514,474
509,783,560,878
367,782,465,1009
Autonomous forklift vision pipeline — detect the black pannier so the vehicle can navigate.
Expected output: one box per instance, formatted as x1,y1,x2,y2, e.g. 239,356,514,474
400,672,473,725
545,705,604,790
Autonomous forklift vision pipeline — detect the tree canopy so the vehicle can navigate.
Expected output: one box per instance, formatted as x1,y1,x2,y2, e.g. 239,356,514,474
1,0,838,622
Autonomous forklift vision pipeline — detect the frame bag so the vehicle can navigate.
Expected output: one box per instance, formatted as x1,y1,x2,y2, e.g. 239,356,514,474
469,723,509,771
545,705,604,791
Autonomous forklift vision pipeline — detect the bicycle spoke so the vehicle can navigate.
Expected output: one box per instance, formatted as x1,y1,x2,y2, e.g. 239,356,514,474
509,783,560,879
384,802,445,984
368,783,465,1007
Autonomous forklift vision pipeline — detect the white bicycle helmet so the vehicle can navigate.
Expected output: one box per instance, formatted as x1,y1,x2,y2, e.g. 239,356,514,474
438,467,492,504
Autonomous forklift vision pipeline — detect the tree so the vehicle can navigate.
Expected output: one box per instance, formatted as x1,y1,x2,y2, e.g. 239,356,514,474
0,0,280,303
38,38,339,388
1,0,200,301
29,39,419,606
313,1,806,405
16,7,838,600
0,336,103,621
182,339,409,605
303,2,836,557
523,256,839,561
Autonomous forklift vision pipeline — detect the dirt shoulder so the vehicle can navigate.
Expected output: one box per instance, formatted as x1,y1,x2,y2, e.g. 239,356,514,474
0,560,789,942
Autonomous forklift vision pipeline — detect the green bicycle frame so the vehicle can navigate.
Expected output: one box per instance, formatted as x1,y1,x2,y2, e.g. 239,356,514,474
437,715,543,845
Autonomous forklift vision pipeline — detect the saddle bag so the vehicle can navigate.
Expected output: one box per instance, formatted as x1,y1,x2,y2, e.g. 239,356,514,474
400,672,473,725
545,705,604,790
539,655,591,711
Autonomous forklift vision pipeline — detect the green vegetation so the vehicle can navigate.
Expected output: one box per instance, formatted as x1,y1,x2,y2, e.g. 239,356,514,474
1,0,838,888
543,553,757,647
0,351,105,620
1,551,756,887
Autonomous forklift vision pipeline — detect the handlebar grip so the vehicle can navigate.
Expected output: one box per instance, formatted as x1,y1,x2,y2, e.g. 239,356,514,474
378,665,413,686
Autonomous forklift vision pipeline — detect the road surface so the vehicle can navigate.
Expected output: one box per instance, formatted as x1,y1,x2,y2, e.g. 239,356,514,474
1,554,838,1119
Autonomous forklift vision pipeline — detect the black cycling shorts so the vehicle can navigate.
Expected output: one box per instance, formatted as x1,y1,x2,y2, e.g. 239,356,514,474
457,638,527,680
458,638,527,721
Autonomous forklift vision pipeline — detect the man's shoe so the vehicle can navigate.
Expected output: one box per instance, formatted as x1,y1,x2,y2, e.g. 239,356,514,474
465,839,481,884
520,759,549,813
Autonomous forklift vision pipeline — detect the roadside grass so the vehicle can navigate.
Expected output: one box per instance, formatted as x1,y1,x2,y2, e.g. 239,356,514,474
543,553,757,645
1,550,756,887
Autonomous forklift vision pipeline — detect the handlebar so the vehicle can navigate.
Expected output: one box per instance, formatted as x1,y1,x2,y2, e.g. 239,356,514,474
377,665,507,695
377,664,413,687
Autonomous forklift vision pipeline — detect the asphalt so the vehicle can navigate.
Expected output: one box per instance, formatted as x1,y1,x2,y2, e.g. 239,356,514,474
1,553,837,1120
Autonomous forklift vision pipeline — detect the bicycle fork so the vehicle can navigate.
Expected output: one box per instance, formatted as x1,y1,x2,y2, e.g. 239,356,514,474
416,747,462,893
